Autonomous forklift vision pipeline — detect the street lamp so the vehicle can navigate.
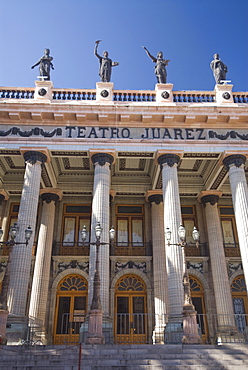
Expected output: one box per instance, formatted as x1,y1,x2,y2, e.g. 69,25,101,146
81,222,115,344
0,223,33,344
165,223,201,344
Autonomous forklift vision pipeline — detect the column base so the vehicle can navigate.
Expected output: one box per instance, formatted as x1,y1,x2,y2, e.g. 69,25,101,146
6,314,28,344
152,325,166,344
164,316,183,344
0,309,9,344
84,309,105,345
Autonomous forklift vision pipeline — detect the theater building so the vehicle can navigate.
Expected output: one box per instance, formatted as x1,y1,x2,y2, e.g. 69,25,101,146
0,80,248,345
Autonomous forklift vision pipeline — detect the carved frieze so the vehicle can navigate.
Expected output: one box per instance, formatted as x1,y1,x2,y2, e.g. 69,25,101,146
115,261,147,274
57,260,89,275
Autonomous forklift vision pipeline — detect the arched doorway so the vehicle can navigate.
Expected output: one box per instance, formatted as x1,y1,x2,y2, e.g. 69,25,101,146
53,274,88,344
115,274,147,344
231,275,248,332
190,276,208,342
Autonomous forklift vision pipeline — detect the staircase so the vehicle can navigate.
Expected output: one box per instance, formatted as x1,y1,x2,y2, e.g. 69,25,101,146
1,344,248,369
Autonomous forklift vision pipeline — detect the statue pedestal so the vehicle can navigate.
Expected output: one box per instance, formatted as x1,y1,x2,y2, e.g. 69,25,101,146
215,84,235,105
0,309,8,345
34,80,54,101
182,307,202,344
155,83,174,103
96,82,114,102
85,309,105,345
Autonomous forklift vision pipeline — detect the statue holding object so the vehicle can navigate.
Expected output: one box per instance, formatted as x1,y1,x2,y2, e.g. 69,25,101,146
142,46,170,84
31,48,54,81
94,40,119,83
210,53,228,85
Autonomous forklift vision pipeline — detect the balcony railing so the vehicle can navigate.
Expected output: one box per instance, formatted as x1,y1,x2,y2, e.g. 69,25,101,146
111,242,152,256
52,242,90,256
1,87,247,103
224,243,241,257
57,312,248,345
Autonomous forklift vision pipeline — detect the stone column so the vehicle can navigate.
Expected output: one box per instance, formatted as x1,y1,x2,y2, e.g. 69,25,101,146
223,154,248,291
201,193,237,338
157,153,184,337
28,190,61,342
147,192,168,343
7,150,47,340
89,152,114,316
0,190,9,226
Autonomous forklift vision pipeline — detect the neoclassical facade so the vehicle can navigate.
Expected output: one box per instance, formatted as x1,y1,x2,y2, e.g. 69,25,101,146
0,80,248,344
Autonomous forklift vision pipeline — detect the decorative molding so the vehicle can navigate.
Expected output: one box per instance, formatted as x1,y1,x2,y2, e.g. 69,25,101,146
118,152,153,158
41,165,52,187
57,260,89,275
23,150,47,165
209,131,248,141
115,261,147,274
187,262,203,274
0,126,62,138
223,154,247,170
51,151,87,156
157,153,180,169
228,262,243,276
210,167,228,190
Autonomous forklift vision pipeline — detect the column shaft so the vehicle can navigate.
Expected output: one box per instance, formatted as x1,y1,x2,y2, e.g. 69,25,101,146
89,154,113,315
149,195,168,340
228,163,248,289
202,195,236,330
8,151,47,317
158,154,184,319
29,193,59,325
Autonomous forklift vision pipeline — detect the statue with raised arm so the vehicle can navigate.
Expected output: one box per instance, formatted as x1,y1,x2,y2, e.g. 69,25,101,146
94,40,119,82
210,53,228,85
31,48,54,80
142,46,170,84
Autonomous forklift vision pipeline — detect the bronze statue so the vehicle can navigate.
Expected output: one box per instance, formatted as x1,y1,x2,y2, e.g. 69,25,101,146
210,53,228,84
94,41,119,82
142,46,170,84
31,49,54,80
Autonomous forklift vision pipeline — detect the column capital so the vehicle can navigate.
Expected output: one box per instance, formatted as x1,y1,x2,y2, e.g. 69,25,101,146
146,190,163,203
40,188,62,203
201,194,219,206
157,153,181,169
20,147,50,163
0,190,9,203
223,154,246,170
91,153,114,167
147,193,163,205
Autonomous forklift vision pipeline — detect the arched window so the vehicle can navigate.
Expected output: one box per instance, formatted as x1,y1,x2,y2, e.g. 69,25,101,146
54,274,88,344
190,276,208,341
115,275,147,344
231,275,248,332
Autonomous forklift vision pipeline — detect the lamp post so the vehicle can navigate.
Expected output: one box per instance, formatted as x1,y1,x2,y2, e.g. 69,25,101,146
81,222,115,344
0,223,33,344
165,224,201,344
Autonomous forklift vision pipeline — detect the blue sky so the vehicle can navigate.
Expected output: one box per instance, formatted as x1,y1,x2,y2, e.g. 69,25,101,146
1,0,248,91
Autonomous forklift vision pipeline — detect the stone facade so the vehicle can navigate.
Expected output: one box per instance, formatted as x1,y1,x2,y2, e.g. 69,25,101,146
0,81,248,345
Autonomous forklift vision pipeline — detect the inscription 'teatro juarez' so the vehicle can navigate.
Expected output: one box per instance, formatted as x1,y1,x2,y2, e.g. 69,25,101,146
65,127,206,140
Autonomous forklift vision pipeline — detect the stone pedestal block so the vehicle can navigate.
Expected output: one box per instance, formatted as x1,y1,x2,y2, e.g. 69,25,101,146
155,83,174,103
215,84,234,105
34,80,53,100
96,82,114,102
